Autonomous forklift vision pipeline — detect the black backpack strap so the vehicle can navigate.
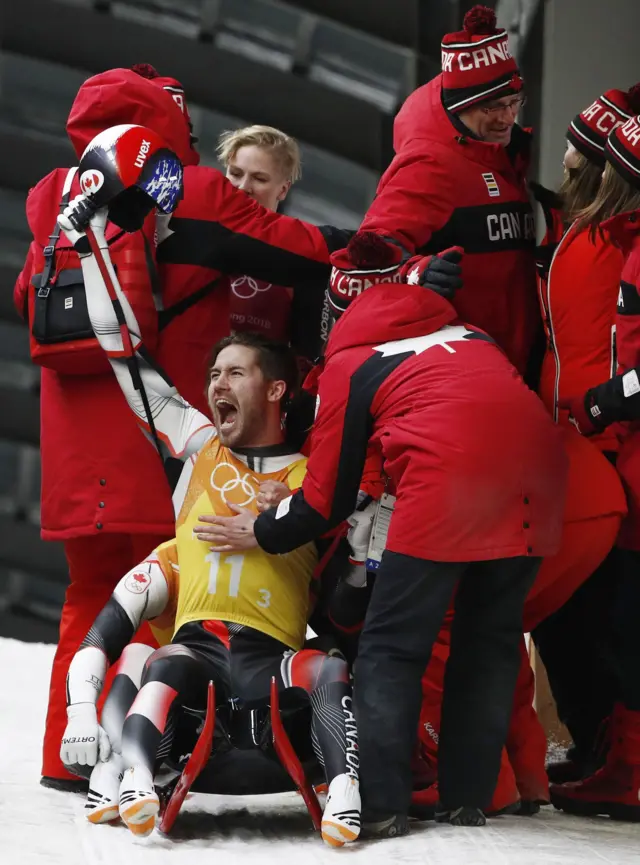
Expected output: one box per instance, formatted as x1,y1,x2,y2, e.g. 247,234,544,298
32,168,78,341
142,233,164,312
34,167,78,298
158,275,226,331
124,348,169,478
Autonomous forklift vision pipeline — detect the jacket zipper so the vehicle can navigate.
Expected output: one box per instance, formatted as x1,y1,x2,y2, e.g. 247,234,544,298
546,227,573,423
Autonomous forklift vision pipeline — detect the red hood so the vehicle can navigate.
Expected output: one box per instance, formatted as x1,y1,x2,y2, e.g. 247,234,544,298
325,282,457,358
66,67,199,166
393,75,531,172
602,210,640,253
393,75,458,153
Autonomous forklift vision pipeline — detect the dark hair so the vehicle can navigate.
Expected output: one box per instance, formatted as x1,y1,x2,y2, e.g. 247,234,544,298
208,331,299,408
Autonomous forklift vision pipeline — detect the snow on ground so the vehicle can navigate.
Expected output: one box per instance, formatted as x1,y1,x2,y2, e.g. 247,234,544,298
1,636,638,865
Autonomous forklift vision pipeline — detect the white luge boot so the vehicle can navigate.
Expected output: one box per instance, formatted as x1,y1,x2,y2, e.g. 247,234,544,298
85,753,124,824
321,773,361,847
118,765,160,837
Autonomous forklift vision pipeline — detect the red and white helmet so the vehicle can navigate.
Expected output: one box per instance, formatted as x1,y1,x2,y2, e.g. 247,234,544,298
77,124,183,231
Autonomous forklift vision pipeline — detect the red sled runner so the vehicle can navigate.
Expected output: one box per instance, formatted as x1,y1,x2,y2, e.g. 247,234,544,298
157,678,322,835
158,681,216,834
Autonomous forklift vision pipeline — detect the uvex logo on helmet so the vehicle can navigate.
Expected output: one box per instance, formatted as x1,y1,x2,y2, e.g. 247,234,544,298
78,124,184,230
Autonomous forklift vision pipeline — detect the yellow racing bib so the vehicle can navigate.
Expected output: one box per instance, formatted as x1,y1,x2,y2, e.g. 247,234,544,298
158,438,317,650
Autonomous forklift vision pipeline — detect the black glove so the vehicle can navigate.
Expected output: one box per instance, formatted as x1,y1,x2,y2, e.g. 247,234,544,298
560,367,640,434
400,246,464,300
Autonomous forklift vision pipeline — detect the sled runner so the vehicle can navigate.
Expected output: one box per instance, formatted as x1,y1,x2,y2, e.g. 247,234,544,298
158,681,215,834
270,677,323,831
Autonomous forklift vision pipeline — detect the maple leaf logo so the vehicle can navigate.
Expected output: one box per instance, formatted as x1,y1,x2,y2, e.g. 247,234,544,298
406,264,421,285
374,325,475,357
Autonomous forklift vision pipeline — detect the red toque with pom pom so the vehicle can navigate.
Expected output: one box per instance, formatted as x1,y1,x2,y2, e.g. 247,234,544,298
131,63,192,122
440,5,522,113
605,113,640,191
131,63,160,80
568,84,640,166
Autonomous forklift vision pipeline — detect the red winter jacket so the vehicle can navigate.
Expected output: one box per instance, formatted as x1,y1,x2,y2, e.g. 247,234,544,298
533,185,624,455
227,273,329,364
14,68,201,541
14,68,345,540
254,283,567,562
598,212,640,548
359,75,539,376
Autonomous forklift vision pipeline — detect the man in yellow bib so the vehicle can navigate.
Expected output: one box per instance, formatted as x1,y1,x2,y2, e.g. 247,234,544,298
57,194,362,847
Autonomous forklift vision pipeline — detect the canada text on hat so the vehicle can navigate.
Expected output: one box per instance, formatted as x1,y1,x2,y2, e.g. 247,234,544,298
568,84,640,166
606,115,640,188
441,5,522,113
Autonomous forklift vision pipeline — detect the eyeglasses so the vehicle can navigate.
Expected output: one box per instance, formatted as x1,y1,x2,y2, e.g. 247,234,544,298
480,95,527,116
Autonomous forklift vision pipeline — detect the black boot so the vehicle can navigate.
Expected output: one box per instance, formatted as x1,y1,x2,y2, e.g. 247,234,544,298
360,811,409,839
435,804,486,826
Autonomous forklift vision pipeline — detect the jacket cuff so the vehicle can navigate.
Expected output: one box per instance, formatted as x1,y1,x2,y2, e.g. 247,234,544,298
254,490,331,554
589,368,640,427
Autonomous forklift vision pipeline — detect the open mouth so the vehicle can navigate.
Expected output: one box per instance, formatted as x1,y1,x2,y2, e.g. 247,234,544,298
215,398,238,433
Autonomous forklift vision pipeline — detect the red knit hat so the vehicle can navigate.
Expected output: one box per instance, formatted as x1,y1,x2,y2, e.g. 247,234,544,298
441,5,523,113
132,63,194,126
567,84,640,166
605,115,640,190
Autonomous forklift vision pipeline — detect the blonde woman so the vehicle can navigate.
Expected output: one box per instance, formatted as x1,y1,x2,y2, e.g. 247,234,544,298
218,124,301,213
217,126,330,368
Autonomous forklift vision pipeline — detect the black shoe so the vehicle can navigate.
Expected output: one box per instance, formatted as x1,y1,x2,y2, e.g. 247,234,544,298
435,805,487,826
489,800,522,817
516,799,542,816
40,776,89,794
360,812,409,839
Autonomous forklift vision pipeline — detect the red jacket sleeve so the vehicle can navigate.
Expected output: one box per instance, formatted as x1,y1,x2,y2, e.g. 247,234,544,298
360,443,385,499
617,248,640,371
254,352,370,553
158,166,351,286
359,154,456,254
578,244,640,427
14,241,36,321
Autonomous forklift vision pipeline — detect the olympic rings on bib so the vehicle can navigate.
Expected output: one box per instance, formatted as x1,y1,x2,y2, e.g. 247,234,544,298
230,275,273,300
210,461,259,507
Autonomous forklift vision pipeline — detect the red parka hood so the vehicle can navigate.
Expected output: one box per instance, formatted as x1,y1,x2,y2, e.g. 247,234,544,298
66,67,200,166
393,75,531,172
393,75,456,152
601,210,640,253
326,283,458,359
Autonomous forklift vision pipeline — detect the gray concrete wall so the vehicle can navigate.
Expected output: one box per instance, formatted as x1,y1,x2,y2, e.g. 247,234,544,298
538,0,640,189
